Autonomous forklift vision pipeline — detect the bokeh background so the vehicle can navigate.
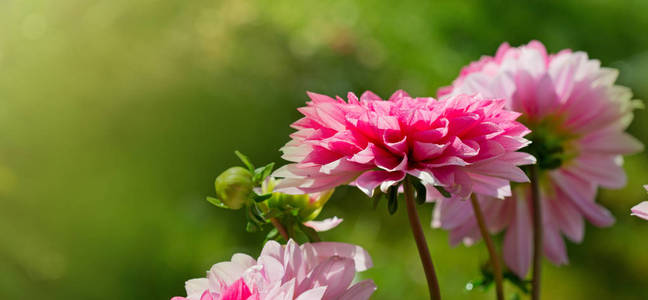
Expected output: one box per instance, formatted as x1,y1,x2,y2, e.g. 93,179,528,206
1,0,648,299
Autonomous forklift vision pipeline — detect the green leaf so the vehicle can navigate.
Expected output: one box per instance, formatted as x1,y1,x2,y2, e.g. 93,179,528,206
253,162,275,183
253,193,273,202
235,150,255,171
387,185,399,215
434,185,451,198
206,196,231,209
411,179,427,205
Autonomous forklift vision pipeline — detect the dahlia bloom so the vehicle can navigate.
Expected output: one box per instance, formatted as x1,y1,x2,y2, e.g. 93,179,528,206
171,240,375,300
273,90,535,202
631,186,648,220
436,41,643,277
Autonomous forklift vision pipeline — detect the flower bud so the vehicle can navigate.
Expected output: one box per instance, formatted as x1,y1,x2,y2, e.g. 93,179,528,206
215,166,254,210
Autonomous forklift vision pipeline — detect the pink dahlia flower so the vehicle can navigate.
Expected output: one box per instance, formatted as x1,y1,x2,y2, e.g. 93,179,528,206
631,186,648,220
273,90,535,201
171,240,375,300
436,41,644,277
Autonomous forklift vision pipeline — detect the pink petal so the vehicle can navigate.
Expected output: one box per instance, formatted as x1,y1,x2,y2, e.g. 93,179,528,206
304,217,343,232
631,201,648,220
503,196,533,278
354,170,405,197
301,257,355,300
295,287,327,300
551,171,615,227
307,242,373,272
339,279,377,300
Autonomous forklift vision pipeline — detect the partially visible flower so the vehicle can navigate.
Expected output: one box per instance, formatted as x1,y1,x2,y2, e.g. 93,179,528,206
436,40,644,277
214,167,254,210
273,90,534,202
631,185,648,220
171,240,376,300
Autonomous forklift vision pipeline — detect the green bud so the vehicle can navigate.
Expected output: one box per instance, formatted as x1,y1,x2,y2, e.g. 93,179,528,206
214,166,254,210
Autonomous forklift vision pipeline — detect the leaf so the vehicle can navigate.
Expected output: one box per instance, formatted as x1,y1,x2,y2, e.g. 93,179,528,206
235,150,255,171
253,162,275,184
206,196,231,209
411,179,427,205
253,193,273,202
434,185,451,198
387,185,399,215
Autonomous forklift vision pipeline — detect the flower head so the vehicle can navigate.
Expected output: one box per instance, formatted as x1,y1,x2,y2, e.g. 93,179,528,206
171,240,375,300
273,90,534,201
436,41,644,277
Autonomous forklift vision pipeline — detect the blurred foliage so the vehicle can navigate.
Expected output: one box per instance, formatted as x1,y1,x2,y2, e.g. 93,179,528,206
1,0,648,299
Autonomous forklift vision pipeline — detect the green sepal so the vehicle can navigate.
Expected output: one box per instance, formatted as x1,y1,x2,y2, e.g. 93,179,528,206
264,228,279,242
253,162,275,184
434,185,451,198
206,196,231,209
253,193,273,202
299,223,321,242
387,185,399,215
411,179,427,205
235,150,255,171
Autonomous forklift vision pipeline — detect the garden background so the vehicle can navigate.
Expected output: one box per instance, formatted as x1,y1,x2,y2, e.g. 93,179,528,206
1,0,647,299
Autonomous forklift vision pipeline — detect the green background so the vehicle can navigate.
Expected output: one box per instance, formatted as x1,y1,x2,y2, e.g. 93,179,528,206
1,0,647,299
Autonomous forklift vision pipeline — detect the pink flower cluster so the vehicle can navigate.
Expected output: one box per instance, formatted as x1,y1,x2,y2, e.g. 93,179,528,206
435,40,643,276
274,90,535,200
171,240,375,300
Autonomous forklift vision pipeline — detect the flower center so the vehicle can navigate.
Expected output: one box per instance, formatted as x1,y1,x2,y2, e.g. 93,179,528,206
520,116,578,170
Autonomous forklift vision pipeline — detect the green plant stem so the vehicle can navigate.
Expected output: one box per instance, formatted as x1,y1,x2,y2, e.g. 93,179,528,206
404,181,442,300
530,165,542,300
270,217,290,241
470,194,504,300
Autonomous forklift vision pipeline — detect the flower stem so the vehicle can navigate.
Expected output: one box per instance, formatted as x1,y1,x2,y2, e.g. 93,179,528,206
470,194,504,300
404,180,442,300
530,165,542,300
270,217,290,241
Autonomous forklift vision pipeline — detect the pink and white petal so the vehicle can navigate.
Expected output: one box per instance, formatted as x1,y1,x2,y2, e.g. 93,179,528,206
304,217,343,232
200,291,214,300
631,201,648,220
469,173,512,199
551,171,615,227
567,155,626,189
295,287,327,300
545,193,584,243
338,279,377,300
185,279,210,300
580,130,644,155
208,261,248,287
231,254,256,270
542,212,569,265
354,170,405,197
431,197,473,230
308,242,373,272
302,257,355,300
